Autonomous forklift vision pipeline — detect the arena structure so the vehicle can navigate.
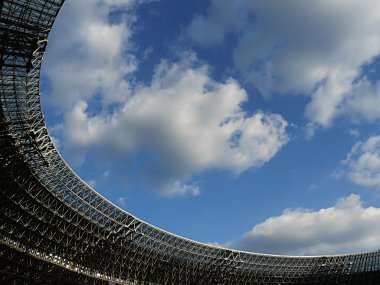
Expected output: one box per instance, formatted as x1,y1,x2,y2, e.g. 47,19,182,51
1,0,380,284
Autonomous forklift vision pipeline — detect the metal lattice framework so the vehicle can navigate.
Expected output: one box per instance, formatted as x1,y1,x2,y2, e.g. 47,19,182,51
1,0,380,284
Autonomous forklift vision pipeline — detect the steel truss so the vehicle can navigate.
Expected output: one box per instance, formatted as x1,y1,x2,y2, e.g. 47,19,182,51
1,0,380,284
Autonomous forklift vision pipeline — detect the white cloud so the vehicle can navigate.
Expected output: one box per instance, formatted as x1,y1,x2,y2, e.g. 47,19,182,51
43,0,289,197
162,181,200,198
348,129,360,138
60,57,289,196
207,241,233,249
303,122,318,140
188,0,244,47
342,79,380,122
87,179,97,187
188,0,380,127
238,194,380,255
343,135,380,189
117,196,127,207
43,0,140,110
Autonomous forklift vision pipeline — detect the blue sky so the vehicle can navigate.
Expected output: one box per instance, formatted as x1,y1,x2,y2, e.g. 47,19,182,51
41,0,380,256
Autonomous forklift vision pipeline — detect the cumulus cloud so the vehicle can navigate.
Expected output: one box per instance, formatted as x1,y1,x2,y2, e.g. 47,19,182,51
343,135,380,189
188,0,380,127
60,57,289,196
43,0,141,110
238,194,380,255
43,0,289,197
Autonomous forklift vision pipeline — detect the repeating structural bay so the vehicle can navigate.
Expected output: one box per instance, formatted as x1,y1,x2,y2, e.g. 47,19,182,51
1,0,380,284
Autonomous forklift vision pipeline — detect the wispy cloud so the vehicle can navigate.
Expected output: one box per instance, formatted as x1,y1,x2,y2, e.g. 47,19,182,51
117,196,127,207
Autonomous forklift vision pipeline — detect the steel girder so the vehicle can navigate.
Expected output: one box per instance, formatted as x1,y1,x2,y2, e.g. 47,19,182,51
1,0,380,284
